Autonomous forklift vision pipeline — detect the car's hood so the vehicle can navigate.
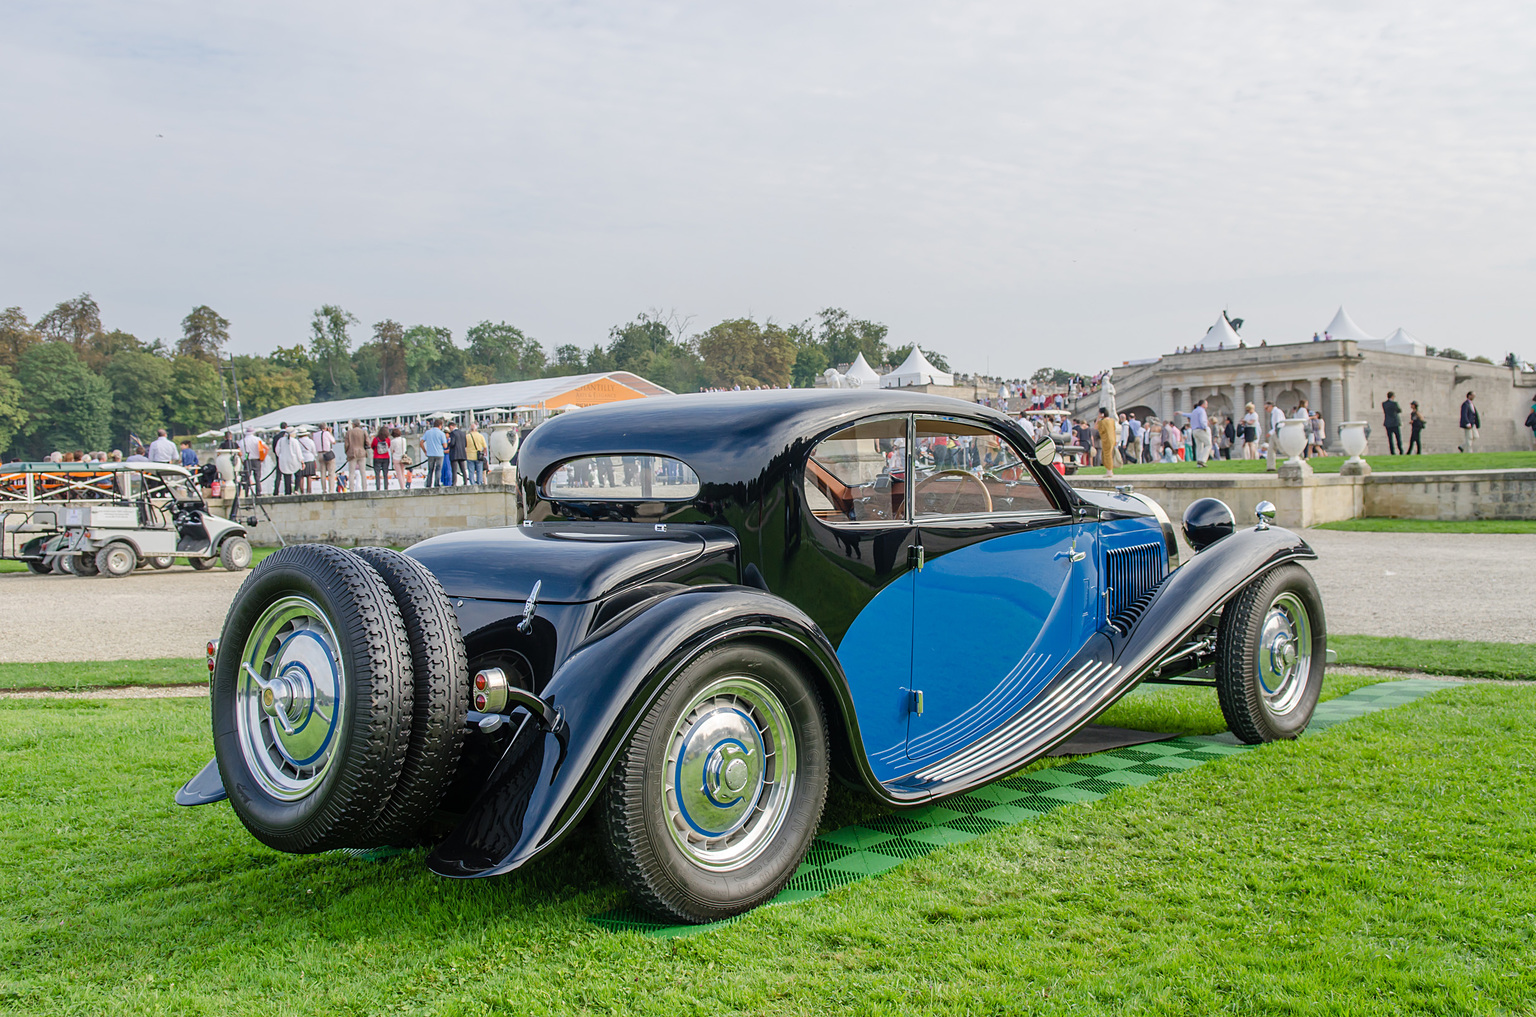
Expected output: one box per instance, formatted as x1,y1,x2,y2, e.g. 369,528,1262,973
406,523,735,604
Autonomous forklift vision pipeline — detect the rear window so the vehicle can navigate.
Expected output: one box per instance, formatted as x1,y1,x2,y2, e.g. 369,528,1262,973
543,455,700,501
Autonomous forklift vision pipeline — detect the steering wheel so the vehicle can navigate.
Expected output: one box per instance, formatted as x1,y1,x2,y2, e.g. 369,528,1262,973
914,469,993,515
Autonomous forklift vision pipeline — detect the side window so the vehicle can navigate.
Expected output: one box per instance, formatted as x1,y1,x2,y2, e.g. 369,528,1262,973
803,417,908,524
913,417,1056,517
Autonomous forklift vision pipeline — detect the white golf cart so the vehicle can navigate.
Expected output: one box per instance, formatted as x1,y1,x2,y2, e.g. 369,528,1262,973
0,462,252,577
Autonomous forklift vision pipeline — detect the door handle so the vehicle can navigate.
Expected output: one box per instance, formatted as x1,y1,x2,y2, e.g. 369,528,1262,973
1055,549,1087,563
907,544,925,571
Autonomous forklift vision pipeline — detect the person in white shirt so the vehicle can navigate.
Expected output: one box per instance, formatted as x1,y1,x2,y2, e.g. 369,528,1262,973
297,428,318,493
390,427,408,490
147,429,177,463
238,427,261,496
315,424,337,493
274,424,302,496
1241,403,1260,460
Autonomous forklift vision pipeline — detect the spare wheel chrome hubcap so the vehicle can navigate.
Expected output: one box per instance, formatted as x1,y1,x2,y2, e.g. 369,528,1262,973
236,596,346,801
664,676,798,871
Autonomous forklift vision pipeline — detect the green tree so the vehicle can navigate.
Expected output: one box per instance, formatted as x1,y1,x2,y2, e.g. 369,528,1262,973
372,319,408,395
604,310,703,392
550,344,586,375
102,350,173,449
402,325,465,389
177,305,230,362
36,294,103,353
16,342,112,455
0,364,26,455
233,357,314,417
466,320,546,382
791,345,828,388
165,356,224,435
0,307,41,370
1030,366,1073,386
1437,348,1468,360
308,305,359,398
817,307,889,368
696,318,796,389
87,329,146,368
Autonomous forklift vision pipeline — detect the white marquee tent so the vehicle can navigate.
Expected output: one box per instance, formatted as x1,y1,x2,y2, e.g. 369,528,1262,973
1377,327,1428,356
881,347,954,388
1322,306,1378,343
1201,313,1242,348
844,353,881,388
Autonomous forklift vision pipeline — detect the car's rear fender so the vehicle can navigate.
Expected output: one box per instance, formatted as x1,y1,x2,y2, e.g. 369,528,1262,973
427,584,876,880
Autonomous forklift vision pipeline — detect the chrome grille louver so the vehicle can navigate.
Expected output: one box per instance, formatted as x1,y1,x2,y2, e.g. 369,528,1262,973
1106,542,1165,633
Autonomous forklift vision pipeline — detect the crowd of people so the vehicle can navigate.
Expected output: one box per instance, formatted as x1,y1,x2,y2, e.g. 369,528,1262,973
222,417,496,498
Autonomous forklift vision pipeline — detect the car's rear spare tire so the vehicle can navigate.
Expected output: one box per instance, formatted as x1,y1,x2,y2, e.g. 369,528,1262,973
600,642,829,923
351,547,469,844
211,543,415,853
1215,563,1327,743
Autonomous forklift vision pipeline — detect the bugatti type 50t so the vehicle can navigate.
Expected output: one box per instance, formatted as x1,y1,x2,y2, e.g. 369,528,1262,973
179,390,1326,923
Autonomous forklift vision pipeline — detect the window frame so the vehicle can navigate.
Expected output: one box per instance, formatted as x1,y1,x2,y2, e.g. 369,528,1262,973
909,414,1070,523
799,413,915,528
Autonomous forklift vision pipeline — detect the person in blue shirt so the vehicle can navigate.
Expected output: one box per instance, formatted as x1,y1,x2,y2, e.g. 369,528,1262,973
420,419,447,487
179,441,199,468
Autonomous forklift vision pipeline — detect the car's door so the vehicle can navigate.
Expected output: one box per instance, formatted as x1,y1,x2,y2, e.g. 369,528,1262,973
905,415,1097,764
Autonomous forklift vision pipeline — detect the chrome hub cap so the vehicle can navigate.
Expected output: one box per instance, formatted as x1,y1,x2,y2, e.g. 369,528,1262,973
236,596,345,801
1258,591,1312,715
664,676,797,871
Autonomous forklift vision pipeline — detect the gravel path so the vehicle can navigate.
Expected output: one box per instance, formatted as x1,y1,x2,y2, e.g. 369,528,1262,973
0,684,207,700
0,567,246,663
1299,529,1534,643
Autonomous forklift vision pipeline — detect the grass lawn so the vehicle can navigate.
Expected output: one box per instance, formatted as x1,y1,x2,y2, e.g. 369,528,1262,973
1314,517,1536,534
6,676,1536,1015
0,658,205,692
1330,634,1536,681
1074,450,1536,477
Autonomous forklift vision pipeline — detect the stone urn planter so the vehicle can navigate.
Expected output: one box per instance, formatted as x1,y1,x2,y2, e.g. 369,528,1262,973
486,423,519,466
1276,418,1311,478
1338,421,1371,476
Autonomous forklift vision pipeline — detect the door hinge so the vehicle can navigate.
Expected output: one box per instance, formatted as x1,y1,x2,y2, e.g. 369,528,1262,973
907,544,925,571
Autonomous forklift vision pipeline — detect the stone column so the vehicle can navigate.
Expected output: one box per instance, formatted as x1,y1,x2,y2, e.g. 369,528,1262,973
1339,371,1354,426
1309,378,1322,418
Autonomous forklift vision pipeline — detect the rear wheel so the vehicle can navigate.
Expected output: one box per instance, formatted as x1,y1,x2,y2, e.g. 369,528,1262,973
95,543,136,577
189,555,217,570
351,547,469,844
212,544,415,852
600,643,829,923
1215,564,1326,743
72,552,99,576
149,555,175,570
24,562,50,575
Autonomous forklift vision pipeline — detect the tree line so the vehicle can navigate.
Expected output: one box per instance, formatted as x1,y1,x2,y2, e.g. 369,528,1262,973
0,294,952,458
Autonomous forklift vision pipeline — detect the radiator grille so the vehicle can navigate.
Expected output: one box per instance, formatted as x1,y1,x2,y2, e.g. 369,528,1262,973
1105,542,1166,630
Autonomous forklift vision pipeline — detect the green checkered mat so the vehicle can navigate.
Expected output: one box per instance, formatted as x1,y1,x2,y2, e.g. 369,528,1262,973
590,677,1456,937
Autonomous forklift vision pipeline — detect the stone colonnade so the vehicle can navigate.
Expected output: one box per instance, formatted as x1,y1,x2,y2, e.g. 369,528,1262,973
1158,361,1358,451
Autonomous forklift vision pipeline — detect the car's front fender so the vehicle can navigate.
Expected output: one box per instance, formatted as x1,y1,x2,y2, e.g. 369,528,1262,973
1110,523,1318,679
427,585,850,879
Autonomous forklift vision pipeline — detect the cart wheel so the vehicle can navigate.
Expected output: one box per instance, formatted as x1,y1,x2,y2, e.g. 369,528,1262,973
56,555,75,576
220,536,253,571
600,642,828,923
352,547,469,844
211,544,414,853
189,555,217,570
72,553,99,577
149,556,175,570
95,543,137,578
25,562,50,575
1215,564,1327,743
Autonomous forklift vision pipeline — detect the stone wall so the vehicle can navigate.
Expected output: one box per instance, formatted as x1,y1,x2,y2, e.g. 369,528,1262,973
1072,467,1536,527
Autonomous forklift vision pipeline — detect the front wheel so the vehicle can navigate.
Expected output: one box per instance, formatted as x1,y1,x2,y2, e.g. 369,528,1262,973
220,536,253,571
95,543,136,577
149,555,175,570
600,642,828,924
1215,564,1326,743
188,555,217,571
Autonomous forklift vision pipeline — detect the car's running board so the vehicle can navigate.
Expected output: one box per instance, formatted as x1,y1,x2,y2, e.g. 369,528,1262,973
175,757,228,806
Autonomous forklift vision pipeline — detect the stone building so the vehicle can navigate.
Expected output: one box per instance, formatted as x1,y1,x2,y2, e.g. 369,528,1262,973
1079,338,1536,454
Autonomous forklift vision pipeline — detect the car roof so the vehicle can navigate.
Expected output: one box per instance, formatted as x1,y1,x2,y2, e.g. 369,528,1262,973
518,388,1027,484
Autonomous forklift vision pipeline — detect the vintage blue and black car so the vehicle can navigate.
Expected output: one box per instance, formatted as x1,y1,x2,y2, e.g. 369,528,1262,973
179,389,1326,923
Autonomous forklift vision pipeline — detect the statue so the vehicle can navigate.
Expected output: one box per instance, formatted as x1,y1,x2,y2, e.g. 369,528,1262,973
1099,367,1117,419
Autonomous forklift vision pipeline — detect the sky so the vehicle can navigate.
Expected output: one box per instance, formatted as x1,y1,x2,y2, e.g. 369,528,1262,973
2,0,1533,376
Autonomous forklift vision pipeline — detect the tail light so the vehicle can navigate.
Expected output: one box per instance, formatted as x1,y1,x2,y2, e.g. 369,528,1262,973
206,640,219,673
472,667,509,713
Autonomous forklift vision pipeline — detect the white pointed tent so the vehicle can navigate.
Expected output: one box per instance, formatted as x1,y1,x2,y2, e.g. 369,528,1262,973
1323,306,1377,343
1380,327,1427,356
1201,313,1242,348
881,347,954,388
844,352,881,388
